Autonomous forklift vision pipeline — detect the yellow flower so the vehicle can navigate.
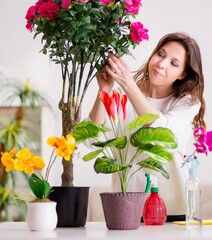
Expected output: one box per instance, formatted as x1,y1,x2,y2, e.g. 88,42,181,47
1,148,16,172
47,134,76,161
24,155,45,174
15,148,32,171
1,133,76,200
47,136,60,148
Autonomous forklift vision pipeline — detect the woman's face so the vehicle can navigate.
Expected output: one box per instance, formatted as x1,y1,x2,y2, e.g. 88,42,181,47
148,41,187,88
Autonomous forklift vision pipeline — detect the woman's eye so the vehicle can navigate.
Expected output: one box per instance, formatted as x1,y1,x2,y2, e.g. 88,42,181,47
171,61,179,67
158,51,164,57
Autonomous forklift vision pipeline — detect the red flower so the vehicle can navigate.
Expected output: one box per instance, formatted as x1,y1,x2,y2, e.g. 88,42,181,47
121,94,127,122
130,22,149,44
36,0,60,20
112,90,121,118
124,0,142,14
62,0,72,9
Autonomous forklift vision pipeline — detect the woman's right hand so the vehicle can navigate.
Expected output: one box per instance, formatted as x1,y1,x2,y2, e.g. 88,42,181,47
96,71,114,93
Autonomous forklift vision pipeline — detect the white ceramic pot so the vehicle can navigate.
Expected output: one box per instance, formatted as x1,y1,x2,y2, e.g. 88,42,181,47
26,201,58,231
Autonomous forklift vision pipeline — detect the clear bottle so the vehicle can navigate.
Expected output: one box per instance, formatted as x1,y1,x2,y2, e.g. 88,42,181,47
143,174,167,225
185,156,202,229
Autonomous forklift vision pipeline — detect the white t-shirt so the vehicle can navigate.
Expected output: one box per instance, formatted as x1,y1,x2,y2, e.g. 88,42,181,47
111,94,200,215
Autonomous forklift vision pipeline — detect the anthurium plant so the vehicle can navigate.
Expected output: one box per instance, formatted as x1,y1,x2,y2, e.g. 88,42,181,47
0,134,76,201
73,90,178,193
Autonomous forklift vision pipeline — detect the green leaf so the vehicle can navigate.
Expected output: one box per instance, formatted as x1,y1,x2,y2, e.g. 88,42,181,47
94,157,131,174
72,121,100,143
137,158,169,179
28,174,52,199
82,149,103,161
93,136,127,149
138,144,173,163
127,114,159,131
130,127,178,149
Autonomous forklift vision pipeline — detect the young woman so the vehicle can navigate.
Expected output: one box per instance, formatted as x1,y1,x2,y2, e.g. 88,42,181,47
89,32,206,221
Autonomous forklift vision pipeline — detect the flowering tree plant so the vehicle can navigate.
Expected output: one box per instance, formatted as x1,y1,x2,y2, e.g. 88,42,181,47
72,90,178,193
25,0,148,186
182,127,212,167
0,134,76,201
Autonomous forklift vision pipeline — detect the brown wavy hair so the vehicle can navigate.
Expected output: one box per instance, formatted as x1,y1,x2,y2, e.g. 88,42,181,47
134,32,206,129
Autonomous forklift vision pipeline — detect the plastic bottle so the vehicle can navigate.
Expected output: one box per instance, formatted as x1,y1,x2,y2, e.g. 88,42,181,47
185,156,202,229
142,173,167,225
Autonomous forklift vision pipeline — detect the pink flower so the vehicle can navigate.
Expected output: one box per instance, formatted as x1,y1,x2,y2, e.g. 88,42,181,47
206,131,212,151
76,0,89,2
130,22,149,44
124,0,141,14
25,6,37,21
101,0,114,4
62,0,72,9
36,0,60,20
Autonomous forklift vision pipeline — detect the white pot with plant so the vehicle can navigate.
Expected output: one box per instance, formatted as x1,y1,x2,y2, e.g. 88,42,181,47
0,134,76,231
72,90,178,229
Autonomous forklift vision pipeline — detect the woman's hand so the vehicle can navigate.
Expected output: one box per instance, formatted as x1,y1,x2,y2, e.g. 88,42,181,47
96,71,114,93
105,54,135,91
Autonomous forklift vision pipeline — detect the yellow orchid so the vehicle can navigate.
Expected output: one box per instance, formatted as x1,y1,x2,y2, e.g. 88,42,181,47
47,134,76,161
1,148,16,172
1,134,76,200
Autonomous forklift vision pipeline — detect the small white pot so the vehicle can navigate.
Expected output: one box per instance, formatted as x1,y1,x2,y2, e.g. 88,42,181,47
26,201,58,231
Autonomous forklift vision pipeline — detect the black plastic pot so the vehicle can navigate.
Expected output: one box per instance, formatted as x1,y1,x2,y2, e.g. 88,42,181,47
49,186,90,227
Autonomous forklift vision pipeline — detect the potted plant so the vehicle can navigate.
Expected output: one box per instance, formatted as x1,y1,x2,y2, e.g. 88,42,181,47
0,134,76,231
72,90,178,229
25,0,149,226
0,77,51,221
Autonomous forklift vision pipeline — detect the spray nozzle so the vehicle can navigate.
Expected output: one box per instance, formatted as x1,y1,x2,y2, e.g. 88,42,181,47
144,173,158,193
187,156,200,176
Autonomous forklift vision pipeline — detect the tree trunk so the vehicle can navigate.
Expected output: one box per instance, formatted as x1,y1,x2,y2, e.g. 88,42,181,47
60,102,81,186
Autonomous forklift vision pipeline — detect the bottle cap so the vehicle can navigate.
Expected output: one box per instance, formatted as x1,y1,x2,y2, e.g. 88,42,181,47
144,173,158,193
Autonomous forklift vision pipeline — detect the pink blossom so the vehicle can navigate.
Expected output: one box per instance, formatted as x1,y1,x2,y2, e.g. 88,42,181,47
206,131,212,151
26,21,33,32
116,18,120,25
101,0,114,4
25,6,36,21
36,0,60,20
124,0,141,14
130,22,149,44
62,0,72,9
76,0,89,2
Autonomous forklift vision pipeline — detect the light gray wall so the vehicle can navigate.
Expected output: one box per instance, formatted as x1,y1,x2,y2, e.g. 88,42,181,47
0,0,211,187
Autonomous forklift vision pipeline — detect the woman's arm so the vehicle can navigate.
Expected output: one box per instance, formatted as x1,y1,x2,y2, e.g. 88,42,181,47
105,55,159,116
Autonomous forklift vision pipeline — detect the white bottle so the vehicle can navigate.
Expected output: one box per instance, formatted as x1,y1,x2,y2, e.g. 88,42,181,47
185,156,202,229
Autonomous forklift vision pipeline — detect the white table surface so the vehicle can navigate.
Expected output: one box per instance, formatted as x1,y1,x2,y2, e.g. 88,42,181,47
0,222,212,240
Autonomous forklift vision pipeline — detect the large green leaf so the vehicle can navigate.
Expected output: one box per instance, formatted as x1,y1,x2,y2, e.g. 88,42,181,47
73,121,110,143
137,158,169,179
82,149,103,161
93,136,127,149
72,121,100,143
127,114,159,131
130,127,178,149
138,144,173,163
94,157,131,174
